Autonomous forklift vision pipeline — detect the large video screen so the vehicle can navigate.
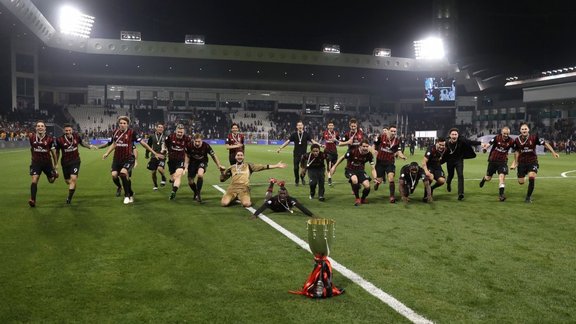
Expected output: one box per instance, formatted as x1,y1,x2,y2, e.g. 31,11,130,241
424,77,456,107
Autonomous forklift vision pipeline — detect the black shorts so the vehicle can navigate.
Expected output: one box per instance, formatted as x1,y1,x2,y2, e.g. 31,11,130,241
375,160,395,178
517,163,539,178
30,162,56,179
62,162,81,180
325,151,338,164
188,161,207,177
344,168,371,184
428,165,445,181
111,156,135,174
168,159,186,175
147,157,166,171
486,161,508,177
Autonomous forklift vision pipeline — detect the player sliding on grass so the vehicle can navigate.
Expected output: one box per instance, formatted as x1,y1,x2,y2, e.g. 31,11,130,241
251,179,314,219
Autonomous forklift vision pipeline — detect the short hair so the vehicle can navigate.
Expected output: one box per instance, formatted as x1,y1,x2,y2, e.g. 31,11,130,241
437,137,446,142
193,133,203,140
35,120,46,126
360,139,370,145
176,124,185,130
231,123,239,128
327,120,334,125
310,143,321,150
388,125,397,130
63,123,73,129
156,122,164,127
118,116,130,124
448,127,459,134
349,118,357,125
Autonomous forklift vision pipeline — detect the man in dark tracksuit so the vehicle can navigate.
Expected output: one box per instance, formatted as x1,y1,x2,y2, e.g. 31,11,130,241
444,127,481,200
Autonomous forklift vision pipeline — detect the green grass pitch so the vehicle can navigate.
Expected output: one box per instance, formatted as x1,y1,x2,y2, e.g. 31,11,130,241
1,144,575,323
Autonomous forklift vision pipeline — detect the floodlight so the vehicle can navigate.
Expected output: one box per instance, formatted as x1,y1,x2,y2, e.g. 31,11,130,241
185,35,205,45
121,31,142,41
413,37,445,60
59,6,94,38
322,44,340,54
373,48,391,57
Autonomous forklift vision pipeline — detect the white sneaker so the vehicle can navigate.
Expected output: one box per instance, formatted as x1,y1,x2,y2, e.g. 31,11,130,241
160,181,166,186
129,196,134,203
123,197,130,204
153,187,158,191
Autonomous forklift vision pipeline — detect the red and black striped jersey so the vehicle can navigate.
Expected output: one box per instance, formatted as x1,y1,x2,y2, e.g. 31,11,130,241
488,134,515,162
55,133,85,165
29,133,55,164
424,145,445,168
165,133,191,161
187,141,215,164
322,130,339,152
513,134,545,164
226,133,245,158
345,147,374,171
341,129,365,150
374,134,401,162
111,128,140,162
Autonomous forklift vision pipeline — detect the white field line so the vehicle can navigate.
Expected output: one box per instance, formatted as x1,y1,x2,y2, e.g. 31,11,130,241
212,184,433,324
560,170,576,177
0,149,27,154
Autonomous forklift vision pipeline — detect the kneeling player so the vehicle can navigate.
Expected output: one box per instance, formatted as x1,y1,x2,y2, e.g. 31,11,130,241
398,162,432,203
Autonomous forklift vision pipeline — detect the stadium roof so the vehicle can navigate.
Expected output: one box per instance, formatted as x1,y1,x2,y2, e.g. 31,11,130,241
3,0,576,95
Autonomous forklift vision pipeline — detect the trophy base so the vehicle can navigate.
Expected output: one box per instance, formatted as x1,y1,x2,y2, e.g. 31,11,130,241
290,256,344,298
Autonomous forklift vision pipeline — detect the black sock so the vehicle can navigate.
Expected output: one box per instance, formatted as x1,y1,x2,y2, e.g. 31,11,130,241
389,182,395,197
527,178,535,197
161,174,166,182
172,186,179,193
197,178,203,193
352,184,360,198
480,178,486,186
361,188,370,199
189,182,197,194
499,187,504,196
113,177,121,188
31,183,37,200
152,173,158,187
431,183,441,190
120,175,131,196
68,189,76,201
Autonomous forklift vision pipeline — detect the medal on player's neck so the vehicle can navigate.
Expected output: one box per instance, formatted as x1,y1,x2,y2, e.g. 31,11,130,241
232,132,240,144
297,131,303,145
155,133,163,145
306,153,316,167
64,134,73,145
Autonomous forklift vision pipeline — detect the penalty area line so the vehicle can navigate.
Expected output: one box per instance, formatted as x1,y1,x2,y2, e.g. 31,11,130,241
212,184,433,324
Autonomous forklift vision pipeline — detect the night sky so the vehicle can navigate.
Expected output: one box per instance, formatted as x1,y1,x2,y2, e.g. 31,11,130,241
32,0,576,75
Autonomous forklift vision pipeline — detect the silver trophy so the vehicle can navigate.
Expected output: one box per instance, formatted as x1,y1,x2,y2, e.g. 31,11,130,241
307,218,335,258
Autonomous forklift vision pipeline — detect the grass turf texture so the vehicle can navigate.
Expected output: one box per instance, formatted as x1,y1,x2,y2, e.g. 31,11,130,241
0,145,575,323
